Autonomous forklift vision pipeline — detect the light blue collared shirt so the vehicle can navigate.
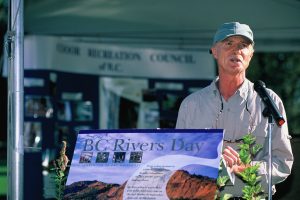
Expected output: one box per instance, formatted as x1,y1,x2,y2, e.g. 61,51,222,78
176,78,293,197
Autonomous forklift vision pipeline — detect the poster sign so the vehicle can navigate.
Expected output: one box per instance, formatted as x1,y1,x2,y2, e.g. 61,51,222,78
23,35,215,79
64,129,224,200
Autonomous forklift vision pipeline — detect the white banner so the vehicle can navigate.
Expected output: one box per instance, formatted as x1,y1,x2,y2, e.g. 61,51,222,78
24,35,215,79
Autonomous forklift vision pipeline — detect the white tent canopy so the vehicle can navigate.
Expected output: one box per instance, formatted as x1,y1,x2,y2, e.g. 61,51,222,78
24,0,300,51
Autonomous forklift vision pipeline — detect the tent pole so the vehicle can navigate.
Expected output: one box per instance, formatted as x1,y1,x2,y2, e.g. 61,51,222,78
6,0,24,199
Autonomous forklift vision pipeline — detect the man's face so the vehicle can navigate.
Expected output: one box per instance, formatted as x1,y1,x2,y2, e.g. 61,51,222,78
211,36,254,76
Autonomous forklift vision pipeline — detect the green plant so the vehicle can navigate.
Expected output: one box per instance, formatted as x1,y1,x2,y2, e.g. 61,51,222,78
51,141,69,200
215,133,264,200
215,165,232,200
238,133,264,200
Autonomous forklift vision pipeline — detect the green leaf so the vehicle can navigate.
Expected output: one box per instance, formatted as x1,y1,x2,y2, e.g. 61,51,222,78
243,133,256,145
238,143,250,150
217,175,230,187
251,164,260,172
242,185,253,200
252,144,263,155
240,152,251,164
220,193,233,200
254,184,263,194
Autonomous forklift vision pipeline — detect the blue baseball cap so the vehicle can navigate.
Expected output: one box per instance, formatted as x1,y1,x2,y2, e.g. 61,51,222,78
212,22,254,45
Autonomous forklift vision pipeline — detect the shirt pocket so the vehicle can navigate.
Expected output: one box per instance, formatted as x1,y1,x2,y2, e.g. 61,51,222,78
237,108,258,138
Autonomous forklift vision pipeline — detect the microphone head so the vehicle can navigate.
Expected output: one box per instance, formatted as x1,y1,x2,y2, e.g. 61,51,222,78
254,80,266,91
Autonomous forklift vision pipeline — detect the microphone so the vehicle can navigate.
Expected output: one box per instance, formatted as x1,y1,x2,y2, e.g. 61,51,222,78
254,80,285,127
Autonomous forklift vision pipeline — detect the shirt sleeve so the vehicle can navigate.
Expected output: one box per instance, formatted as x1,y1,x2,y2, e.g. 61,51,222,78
176,99,188,129
254,95,294,193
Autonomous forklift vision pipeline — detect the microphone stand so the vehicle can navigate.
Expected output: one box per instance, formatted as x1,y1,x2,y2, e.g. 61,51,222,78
263,108,274,200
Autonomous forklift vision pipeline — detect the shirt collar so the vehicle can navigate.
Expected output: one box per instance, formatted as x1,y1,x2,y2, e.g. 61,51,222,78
211,77,250,100
238,79,250,100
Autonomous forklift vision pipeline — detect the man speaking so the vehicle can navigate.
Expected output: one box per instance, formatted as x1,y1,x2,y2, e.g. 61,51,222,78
176,22,293,199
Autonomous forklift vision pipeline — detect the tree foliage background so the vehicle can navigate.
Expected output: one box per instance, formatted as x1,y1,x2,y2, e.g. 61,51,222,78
247,52,300,135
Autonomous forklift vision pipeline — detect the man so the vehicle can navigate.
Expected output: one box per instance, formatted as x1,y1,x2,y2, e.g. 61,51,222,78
176,22,293,198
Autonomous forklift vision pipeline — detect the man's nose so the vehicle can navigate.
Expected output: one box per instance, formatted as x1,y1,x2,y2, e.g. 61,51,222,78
235,43,243,50
232,43,244,52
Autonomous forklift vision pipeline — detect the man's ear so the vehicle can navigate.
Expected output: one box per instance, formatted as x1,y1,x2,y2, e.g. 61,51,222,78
211,46,218,59
250,49,254,59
